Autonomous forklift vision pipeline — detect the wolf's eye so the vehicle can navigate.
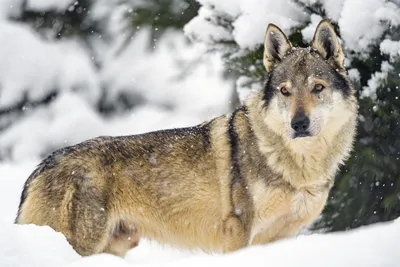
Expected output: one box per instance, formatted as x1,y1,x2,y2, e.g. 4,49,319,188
280,87,290,96
313,84,325,93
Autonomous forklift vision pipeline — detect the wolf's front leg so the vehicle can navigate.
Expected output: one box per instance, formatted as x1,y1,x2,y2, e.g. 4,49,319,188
221,215,251,253
250,218,305,246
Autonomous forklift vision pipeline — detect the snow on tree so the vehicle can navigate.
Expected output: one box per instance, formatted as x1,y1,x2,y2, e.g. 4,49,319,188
0,0,231,161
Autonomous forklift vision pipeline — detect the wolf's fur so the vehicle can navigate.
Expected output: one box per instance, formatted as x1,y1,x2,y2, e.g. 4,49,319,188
15,20,357,257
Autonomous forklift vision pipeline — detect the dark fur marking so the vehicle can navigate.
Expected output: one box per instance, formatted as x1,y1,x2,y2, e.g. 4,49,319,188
332,72,351,98
262,73,275,106
228,109,242,188
298,55,307,67
227,107,251,220
15,181,29,223
69,187,78,234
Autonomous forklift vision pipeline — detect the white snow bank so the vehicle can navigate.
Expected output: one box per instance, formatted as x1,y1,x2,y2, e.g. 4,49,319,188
0,161,37,224
71,218,400,267
2,213,400,267
0,224,80,267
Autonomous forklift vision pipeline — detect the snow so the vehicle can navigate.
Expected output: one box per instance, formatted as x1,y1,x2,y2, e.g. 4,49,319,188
185,0,307,50
195,0,241,17
380,39,400,58
347,68,361,83
338,0,400,53
184,7,233,45
233,1,307,50
301,14,323,42
0,0,22,18
25,0,76,12
101,29,231,115
0,0,76,18
0,224,80,267
186,0,400,53
0,93,104,161
323,0,345,21
236,76,259,102
0,161,399,267
0,12,231,162
0,88,229,162
361,61,393,100
0,21,99,109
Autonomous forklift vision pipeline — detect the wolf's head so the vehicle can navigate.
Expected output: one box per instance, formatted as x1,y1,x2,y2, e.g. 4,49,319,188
261,20,356,140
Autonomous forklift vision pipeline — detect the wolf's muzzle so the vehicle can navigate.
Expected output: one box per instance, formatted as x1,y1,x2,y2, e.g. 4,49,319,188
291,112,310,138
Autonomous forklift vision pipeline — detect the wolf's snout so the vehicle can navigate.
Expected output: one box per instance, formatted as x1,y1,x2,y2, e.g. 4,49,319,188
291,113,310,135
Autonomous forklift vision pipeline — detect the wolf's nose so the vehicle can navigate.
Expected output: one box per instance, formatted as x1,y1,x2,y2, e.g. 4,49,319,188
291,114,310,132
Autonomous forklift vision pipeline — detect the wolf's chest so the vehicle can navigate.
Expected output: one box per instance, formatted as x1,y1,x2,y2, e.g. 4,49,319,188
290,189,327,217
250,182,328,241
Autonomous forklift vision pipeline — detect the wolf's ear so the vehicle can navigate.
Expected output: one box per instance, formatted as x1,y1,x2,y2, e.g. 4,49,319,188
312,20,344,70
263,24,292,72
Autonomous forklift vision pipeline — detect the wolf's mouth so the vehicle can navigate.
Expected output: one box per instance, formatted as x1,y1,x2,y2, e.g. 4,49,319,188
293,131,311,138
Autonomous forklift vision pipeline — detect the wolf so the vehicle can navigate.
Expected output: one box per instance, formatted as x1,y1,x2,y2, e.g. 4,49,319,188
15,20,357,257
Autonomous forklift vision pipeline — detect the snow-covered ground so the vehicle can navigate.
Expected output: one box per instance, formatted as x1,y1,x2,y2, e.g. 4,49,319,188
1,161,399,267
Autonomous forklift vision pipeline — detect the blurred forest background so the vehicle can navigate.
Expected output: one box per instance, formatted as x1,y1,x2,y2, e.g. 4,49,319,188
0,0,399,233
